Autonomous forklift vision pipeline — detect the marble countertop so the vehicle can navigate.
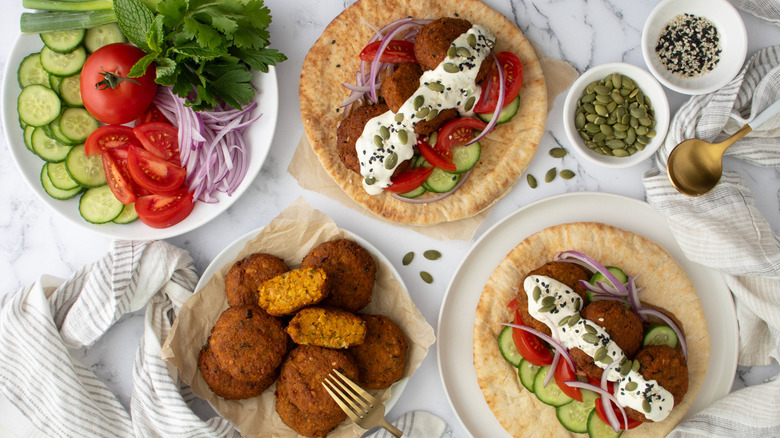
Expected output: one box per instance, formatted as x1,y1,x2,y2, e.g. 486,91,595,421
1,0,778,436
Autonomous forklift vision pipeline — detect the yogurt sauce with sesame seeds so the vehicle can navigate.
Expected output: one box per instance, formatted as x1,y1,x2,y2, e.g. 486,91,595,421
524,275,675,422
356,25,495,195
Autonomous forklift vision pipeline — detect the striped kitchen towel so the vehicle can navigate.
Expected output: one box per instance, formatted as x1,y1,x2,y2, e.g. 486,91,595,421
643,45,780,437
0,240,238,438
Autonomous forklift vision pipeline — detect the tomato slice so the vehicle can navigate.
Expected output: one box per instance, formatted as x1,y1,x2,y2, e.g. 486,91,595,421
383,166,434,193
511,303,554,366
102,151,137,205
474,51,524,114
359,40,417,63
553,359,583,402
595,398,642,430
126,145,186,196
85,125,142,156
107,147,150,197
133,122,181,166
135,188,195,229
437,117,487,151
134,104,171,126
417,136,456,171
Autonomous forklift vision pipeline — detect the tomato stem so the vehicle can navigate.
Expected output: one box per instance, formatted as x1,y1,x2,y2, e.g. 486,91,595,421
95,68,141,90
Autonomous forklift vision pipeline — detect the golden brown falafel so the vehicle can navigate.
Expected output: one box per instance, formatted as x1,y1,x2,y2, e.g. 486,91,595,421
286,306,367,349
348,313,408,389
300,239,376,312
224,253,289,307
198,345,277,400
256,267,330,316
336,103,390,174
517,261,591,336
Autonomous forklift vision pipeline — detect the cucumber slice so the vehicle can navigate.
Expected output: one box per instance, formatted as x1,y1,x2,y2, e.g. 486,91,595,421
518,359,541,392
40,29,86,54
588,266,629,302
587,409,623,438
23,125,35,152
49,74,63,94
47,160,80,190
498,326,523,367
423,168,460,193
556,399,594,434
398,185,426,198
18,84,61,127
31,127,72,162
477,95,521,124
48,118,77,146
59,107,98,143
40,45,87,77
79,185,123,224
642,324,678,349
451,141,481,173
113,203,138,224
17,53,50,88
41,163,82,200
533,366,574,407
59,74,83,106
85,23,126,53
66,144,106,188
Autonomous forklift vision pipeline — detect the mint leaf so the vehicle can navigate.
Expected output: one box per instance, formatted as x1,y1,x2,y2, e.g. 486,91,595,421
147,14,166,52
154,57,178,85
114,0,155,52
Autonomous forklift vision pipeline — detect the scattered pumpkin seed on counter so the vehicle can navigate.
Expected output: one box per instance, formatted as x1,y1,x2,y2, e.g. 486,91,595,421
402,252,414,265
527,174,538,189
420,271,434,284
574,72,656,157
544,167,557,183
423,250,441,260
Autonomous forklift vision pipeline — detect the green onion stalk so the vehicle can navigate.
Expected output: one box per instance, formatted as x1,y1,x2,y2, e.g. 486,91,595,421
20,0,117,33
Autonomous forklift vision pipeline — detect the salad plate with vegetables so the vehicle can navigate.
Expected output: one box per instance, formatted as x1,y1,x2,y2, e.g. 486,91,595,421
3,0,282,239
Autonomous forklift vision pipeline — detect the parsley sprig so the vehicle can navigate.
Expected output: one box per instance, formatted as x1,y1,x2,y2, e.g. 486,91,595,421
114,0,286,111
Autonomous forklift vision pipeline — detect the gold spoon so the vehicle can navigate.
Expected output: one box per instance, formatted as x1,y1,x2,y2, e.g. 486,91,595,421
667,99,780,196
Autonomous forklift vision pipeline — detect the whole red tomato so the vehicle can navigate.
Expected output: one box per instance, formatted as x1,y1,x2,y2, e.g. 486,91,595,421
80,43,157,125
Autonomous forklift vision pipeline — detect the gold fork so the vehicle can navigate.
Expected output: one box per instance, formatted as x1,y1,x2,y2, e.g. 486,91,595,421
322,369,403,437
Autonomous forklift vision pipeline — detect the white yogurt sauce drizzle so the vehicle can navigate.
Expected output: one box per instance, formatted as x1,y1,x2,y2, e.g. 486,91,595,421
524,275,675,422
356,25,495,195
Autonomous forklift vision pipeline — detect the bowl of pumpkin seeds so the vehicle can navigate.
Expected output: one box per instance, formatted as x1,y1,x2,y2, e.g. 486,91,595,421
563,62,670,168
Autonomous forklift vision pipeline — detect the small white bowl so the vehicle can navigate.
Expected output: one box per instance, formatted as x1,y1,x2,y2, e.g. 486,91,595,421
641,0,747,95
562,62,670,169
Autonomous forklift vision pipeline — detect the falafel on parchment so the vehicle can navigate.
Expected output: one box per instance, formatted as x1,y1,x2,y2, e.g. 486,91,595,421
198,344,277,400
257,267,330,316
348,313,408,389
224,253,290,307
286,306,367,349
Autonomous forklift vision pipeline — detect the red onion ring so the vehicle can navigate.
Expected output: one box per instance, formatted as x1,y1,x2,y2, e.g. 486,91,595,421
555,251,629,296
499,322,575,371
637,308,688,361
468,51,504,145
563,381,628,432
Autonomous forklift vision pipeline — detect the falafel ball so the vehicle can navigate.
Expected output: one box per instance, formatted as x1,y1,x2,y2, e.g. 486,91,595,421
516,261,591,336
277,344,360,417
348,313,408,389
413,17,494,82
286,306,367,349
300,239,376,312
336,103,389,174
581,300,644,357
381,63,423,113
224,253,289,307
198,345,277,400
208,305,288,382
413,108,459,136
275,388,345,437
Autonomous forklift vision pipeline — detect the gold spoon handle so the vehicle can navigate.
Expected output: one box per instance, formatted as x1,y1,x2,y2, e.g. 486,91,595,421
717,124,752,152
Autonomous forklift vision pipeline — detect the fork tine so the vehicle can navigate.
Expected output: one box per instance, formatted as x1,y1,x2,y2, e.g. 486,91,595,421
329,372,372,412
332,368,378,404
322,377,362,422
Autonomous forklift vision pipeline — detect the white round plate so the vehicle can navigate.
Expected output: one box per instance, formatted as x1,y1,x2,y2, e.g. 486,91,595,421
437,192,737,437
1,33,278,240
196,226,409,411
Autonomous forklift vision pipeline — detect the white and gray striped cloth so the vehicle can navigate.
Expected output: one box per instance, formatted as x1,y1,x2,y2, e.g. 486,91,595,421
643,44,780,437
0,240,449,437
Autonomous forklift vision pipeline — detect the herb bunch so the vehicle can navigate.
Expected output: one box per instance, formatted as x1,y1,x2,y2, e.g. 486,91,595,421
115,0,286,111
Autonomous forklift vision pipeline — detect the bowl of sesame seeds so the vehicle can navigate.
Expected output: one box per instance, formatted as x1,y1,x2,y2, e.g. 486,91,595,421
641,0,747,95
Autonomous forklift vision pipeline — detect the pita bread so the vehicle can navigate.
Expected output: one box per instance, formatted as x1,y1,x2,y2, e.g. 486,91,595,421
299,0,547,225
473,222,710,438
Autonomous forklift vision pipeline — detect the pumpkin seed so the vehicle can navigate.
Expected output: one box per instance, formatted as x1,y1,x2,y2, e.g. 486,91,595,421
560,169,575,180
365,176,375,185
420,271,433,284
447,46,457,59
402,252,414,265
467,34,477,47
426,109,439,121
575,113,586,130
374,135,384,148
533,286,541,302
620,361,632,376
582,333,600,345
384,153,398,169
394,113,405,123
539,304,556,313
632,359,640,373
544,167,557,183
427,82,445,92
379,126,390,139
643,399,651,413
416,107,430,119
398,129,408,145
457,47,472,58
549,147,567,158
527,173,538,189
423,250,441,260
625,381,638,392
584,324,597,334
465,96,476,112
594,347,607,362
443,62,459,73
568,313,580,326
558,315,571,326
413,95,424,111
541,296,555,308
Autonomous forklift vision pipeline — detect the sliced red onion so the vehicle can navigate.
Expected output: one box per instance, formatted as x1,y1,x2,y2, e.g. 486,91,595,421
545,351,561,387
390,169,472,204
369,21,421,101
600,359,621,390
637,308,688,361
499,322,575,371
468,51,504,146
555,251,629,296
627,275,643,318
564,381,628,432
579,279,624,297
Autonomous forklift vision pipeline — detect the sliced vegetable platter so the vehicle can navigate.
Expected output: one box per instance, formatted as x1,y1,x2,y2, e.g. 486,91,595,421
2,33,278,240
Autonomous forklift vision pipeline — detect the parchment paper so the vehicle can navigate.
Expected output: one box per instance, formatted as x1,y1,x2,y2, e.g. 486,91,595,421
161,197,435,437
289,50,577,241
